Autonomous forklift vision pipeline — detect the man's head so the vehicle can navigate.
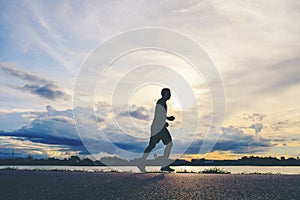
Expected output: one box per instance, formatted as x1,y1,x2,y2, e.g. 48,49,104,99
161,88,171,100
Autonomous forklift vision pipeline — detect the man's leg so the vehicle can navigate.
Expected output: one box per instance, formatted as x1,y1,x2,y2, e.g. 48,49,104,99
137,137,157,173
142,141,156,160
163,141,173,160
161,141,173,169
160,128,174,171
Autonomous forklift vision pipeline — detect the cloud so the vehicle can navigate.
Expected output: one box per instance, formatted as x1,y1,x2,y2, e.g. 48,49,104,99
1,116,79,144
0,111,31,132
119,105,150,121
0,104,277,159
243,113,266,121
249,123,263,134
46,105,55,113
16,84,69,100
0,136,80,159
89,113,104,123
183,125,272,155
0,105,85,155
0,115,90,155
0,105,142,157
0,64,50,84
270,118,300,132
219,125,271,153
0,63,69,101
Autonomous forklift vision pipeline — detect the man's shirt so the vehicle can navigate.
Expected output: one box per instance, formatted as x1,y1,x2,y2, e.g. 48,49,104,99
151,99,167,135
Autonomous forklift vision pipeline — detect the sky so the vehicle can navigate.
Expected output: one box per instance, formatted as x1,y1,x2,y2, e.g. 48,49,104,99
0,0,299,161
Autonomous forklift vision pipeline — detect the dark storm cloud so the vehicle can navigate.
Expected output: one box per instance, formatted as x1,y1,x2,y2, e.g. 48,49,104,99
0,116,80,145
0,105,140,156
0,105,89,155
0,116,90,155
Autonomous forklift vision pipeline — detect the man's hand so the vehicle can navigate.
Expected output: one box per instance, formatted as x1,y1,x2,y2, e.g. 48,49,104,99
167,116,175,121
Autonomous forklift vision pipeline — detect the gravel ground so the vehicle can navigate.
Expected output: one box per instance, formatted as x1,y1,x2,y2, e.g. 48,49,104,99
0,170,299,200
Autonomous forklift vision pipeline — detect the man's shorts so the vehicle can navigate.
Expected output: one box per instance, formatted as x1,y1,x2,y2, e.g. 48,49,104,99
150,127,172,145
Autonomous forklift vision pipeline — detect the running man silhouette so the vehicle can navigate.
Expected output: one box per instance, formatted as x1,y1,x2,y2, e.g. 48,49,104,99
138,88,175,172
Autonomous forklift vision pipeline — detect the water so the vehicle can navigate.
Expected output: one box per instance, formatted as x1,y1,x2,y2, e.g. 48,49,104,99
1,165,300,174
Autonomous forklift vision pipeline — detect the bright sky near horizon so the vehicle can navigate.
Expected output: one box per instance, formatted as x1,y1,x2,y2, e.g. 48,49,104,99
0,0,299,160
